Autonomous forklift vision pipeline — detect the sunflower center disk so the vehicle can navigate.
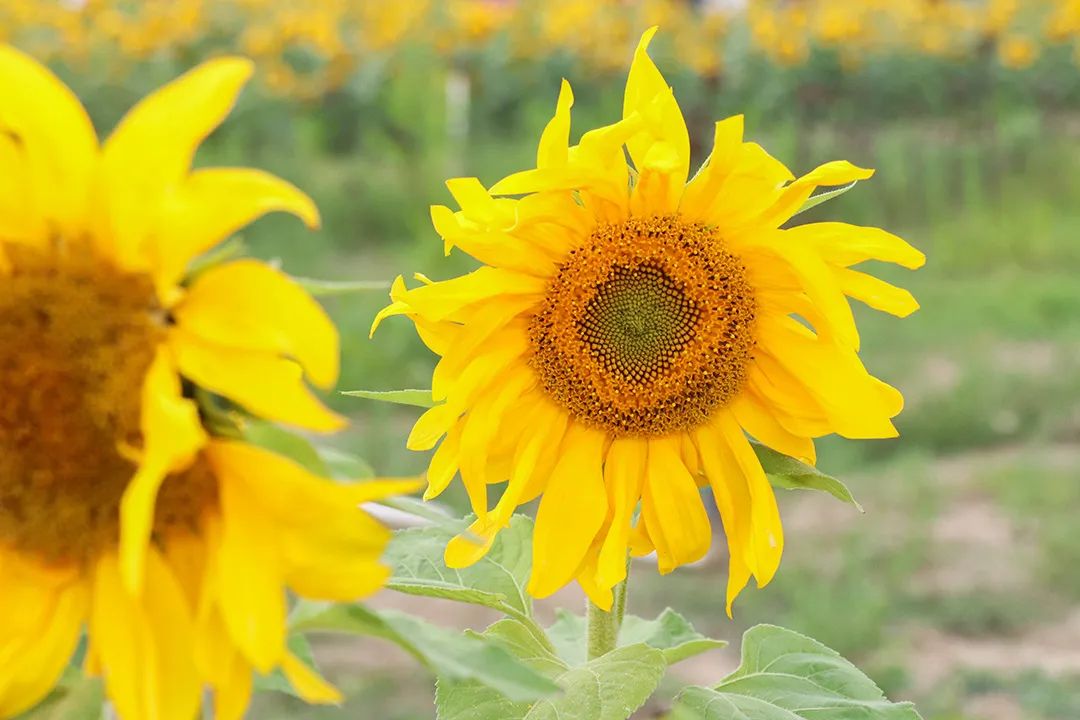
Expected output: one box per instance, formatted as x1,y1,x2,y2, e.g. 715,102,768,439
530,216,757,436
0,243,215,566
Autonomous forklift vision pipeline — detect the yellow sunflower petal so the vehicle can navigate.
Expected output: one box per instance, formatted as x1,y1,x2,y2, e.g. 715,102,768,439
697,142,794,229
754,161,874,231
445,400,567,568
680,115,745,219
119,347,206,595
153,168,320,293
641,436,711,573
529,424,608,599
516,403,575,506
575,545,613,611
595,437,648,590
440,327,530,412
457,365,536,488
407,403,462,452
399,267,548,323
792,222,926,269
193,589,253,720
281,652,343,705
537,79,574,168
0,581,86,718
97,57,253,270
0,131,43,244
369,275,412,337
426,423,463,500
432,297,537,399
0,45,97,243
445,177,507,224
214,461,286,672
208,440,407,603
91,552,201,720
753,238,861,349
141,550,203,720
724,545,754,619
176,259,339,388
835,267,921,317
746,354,832,438
714,411,785,586
730,392,816,465
170,329,345,432
0,552,76,643
757,316,900,439
213,652,253,720
431,207,557,276
623,27,690,198
693,423,756,579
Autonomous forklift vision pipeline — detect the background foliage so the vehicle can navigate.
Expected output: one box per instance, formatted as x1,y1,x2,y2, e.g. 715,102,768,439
8,1,1080,718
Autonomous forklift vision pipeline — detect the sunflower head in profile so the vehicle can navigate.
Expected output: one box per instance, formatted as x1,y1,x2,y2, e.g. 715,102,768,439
0,48,414,719
374,27,924,615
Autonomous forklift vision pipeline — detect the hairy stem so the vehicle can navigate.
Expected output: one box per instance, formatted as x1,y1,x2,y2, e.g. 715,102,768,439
586,561,630,661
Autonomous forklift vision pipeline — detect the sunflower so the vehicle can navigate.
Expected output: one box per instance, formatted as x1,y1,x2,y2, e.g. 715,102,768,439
373,28,924,615
0,47,413,719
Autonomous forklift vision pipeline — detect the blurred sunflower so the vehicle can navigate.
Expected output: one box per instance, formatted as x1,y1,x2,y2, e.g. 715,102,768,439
0,48,413,719
374,27,924,615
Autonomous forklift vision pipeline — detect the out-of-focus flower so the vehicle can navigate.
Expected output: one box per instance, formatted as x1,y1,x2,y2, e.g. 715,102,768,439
0,47,414,719
998,34,1039,68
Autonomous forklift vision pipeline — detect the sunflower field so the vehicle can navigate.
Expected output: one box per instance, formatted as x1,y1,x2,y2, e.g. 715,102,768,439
2,1,1080,720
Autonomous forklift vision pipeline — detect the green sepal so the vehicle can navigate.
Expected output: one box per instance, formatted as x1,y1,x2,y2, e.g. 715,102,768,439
752,441,863,511
793,180,859,216
340,389,438,408
291,277,389,296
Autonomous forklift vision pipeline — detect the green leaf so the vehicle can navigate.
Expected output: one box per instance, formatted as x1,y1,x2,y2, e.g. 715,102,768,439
292,277,389,296
439,615,676,720
253,634,321,697
341,389,436,408
479,620,567,677
794,181,859,216
316,445,376,480
436,620,567,720
188,236,247,276
671,624,923,720
547,608,724,667
436,678,533,720
671,687,804,720
384,515,534,620
545,609,587,665
242,420,328,476
292,603,559,702
752,442,863,512
524,644,667,720
618,608,726,665
241,423,382,488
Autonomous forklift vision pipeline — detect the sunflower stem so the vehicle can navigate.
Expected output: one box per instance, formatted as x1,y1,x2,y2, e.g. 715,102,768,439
613,558,630,630
586,562,630,661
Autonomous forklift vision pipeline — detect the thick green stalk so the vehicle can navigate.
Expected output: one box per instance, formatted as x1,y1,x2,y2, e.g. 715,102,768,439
586,562,630,661
586,592,619,661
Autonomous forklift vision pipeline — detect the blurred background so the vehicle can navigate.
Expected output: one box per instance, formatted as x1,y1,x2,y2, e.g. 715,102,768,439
7,0,1080,718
